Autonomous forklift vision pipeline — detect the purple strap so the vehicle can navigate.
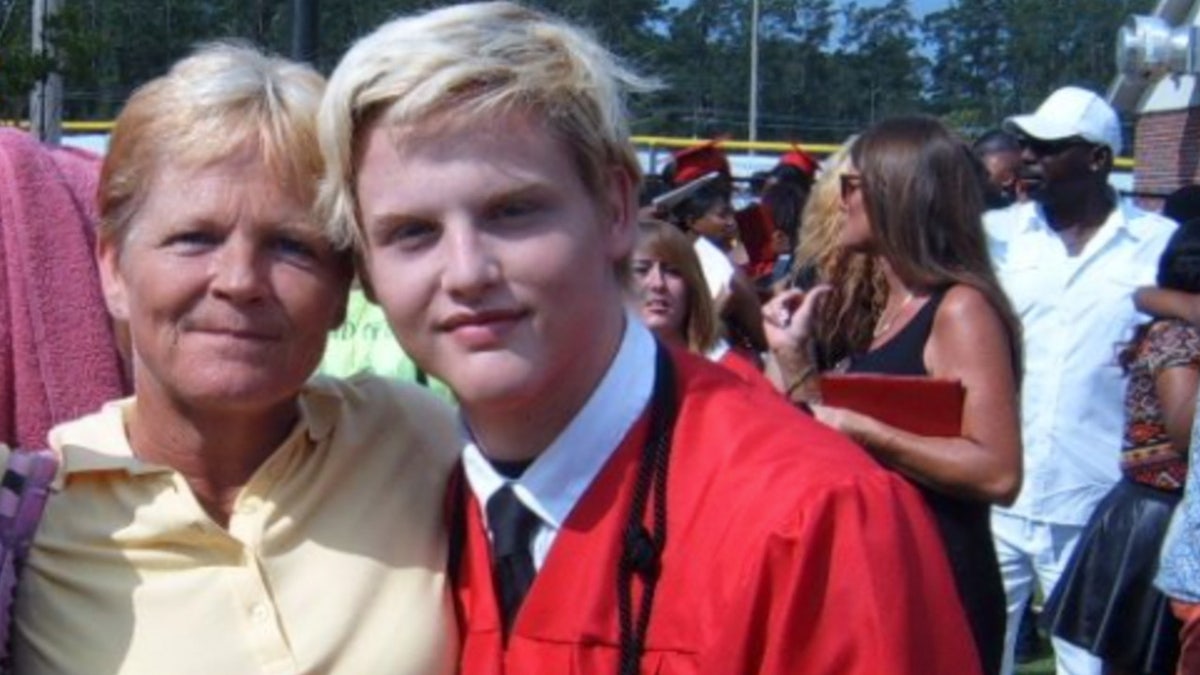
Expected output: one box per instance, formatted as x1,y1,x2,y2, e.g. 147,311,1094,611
0,448,58,670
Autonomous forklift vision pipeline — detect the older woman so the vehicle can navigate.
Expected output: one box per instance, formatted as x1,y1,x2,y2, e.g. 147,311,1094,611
7,44,459,674
766,116,1023,675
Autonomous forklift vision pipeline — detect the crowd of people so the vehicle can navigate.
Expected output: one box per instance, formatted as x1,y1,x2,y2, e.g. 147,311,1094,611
1,2,1198,674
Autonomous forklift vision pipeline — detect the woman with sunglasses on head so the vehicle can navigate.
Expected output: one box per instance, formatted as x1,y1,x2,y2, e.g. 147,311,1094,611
765,115,1023,675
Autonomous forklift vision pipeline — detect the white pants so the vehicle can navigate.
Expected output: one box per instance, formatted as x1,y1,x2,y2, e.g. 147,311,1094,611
991,510,1102,675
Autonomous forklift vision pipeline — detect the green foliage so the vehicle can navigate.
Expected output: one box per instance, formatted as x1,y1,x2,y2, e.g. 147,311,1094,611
0,0,1160,143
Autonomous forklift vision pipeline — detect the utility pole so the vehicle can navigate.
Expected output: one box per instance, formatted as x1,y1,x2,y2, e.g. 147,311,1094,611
292,0,318,65
748,0,759,146
30,0,63,144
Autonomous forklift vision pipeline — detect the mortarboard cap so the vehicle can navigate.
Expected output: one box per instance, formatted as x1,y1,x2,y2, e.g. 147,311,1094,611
671,140,730,186
777,145,819,177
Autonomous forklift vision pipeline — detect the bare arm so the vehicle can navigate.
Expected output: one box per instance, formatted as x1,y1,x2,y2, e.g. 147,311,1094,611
1155,365,1200,454
1135,287,1200,326
814,286,1022,505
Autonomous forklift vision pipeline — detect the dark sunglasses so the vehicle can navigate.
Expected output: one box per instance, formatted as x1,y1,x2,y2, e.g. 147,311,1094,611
839,174,864,200
1019,136,1092,157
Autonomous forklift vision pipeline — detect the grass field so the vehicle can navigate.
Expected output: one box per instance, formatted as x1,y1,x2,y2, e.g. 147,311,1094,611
1016,656,1054,675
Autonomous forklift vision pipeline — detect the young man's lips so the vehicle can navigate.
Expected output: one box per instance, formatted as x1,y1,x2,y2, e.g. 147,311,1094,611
438,310,528,347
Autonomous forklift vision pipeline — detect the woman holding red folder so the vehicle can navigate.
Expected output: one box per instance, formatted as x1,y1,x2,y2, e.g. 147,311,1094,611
764,115,1023,675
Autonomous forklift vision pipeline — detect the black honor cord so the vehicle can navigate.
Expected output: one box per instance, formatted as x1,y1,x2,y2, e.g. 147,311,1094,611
617,344,677,675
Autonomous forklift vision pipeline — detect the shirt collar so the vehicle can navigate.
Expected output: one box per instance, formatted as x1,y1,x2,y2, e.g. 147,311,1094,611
1024,191,1145,242
50,380,341,481
462,312,657,531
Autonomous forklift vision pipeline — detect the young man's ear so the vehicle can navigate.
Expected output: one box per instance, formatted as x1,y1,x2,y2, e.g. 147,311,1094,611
603,166,639,261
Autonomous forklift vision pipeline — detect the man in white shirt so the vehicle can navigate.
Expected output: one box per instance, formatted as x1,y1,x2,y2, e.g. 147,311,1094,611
986,86,1177,675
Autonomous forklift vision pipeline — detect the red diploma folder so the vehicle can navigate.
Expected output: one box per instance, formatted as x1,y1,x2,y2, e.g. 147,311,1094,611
818,374,965,437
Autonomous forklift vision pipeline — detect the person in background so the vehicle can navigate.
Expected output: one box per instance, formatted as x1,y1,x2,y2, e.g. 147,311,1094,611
1162,185,1200,227
1158,406,1200,675
1042,222,1200,675
760,178,809,290
973,129,1025,210
765,115,1022,675
6,43,460,674
666,161,767,355
318,283,455,401
986,86,1177,675
318,3,984,672
629,219,771,388
739,145,819,284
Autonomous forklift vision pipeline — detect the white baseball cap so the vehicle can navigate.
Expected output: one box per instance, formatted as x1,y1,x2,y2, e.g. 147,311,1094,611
1004,86,1122,155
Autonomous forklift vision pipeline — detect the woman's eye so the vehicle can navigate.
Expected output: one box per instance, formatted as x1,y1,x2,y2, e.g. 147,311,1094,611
272,236,317,259
167,231,220,249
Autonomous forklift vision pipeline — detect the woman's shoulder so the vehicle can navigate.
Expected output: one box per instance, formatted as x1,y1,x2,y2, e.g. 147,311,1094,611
305,374,462,467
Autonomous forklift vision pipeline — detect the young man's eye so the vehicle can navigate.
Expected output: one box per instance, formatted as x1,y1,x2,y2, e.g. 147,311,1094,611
380,220,439,249
492,200,540,220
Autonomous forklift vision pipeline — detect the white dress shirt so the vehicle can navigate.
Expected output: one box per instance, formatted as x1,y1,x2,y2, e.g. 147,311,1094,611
986,197,1176,525
694,236,735,301
462,315,656,568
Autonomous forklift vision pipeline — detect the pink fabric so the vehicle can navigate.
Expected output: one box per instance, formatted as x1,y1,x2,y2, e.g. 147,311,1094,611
0,129,128,448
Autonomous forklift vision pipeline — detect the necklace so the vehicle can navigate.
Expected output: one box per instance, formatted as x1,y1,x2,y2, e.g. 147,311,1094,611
873,291,915,338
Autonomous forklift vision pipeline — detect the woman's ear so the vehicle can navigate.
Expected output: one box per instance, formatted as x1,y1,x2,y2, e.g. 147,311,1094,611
96,236,130,323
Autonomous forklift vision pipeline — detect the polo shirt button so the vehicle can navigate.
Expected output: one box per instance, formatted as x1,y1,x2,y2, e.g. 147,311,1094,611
251,604,270,623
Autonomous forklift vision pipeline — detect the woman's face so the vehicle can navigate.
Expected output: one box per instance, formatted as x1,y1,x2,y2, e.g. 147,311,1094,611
631,250,689,344
689,199,737,246
98,150,351,415
838,166,873,250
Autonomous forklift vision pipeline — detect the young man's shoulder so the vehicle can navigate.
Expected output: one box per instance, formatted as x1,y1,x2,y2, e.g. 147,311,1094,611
669,350,901,501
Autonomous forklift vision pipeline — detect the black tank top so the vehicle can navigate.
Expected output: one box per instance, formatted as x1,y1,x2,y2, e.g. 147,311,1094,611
845,285,1004,675
846,288,944,375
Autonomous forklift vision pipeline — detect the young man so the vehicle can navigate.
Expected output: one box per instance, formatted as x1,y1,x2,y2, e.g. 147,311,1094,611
318,3,981,672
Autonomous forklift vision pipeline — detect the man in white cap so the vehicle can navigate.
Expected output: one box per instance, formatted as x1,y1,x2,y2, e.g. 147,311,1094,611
985,86,1177,675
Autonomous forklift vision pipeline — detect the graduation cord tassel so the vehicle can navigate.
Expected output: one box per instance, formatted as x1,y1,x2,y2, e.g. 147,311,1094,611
618,346,677,675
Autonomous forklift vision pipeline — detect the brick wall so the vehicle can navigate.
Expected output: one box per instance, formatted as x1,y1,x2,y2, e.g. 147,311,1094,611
1135,107,1200,207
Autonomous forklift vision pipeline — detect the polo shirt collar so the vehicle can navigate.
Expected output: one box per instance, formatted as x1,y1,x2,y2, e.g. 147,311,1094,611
51,381,341,483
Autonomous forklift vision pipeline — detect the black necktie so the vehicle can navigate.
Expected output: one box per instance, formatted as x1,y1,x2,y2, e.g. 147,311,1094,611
486,484,540,636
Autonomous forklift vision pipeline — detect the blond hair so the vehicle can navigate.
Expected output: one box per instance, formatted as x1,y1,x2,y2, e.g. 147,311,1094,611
317,1,657,249
99,42,326,247
794,138,885,366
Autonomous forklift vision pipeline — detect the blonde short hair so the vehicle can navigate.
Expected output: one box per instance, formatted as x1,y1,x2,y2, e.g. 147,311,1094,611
99,42,326,247
317,1,656,249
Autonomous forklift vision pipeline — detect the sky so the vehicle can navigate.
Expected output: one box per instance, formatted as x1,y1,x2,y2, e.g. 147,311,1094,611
863,0,952,16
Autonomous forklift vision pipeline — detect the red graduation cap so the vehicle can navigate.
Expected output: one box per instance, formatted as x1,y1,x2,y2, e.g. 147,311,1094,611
777,144,818,177
671,140,730,186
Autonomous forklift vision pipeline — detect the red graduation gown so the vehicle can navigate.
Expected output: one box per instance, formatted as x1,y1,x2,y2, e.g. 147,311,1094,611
454,349,982,674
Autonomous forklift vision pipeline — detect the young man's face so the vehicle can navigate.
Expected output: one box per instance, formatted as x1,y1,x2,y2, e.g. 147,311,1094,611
353,110,635,417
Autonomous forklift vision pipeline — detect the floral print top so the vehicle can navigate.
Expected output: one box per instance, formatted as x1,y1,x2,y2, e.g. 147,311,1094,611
1121,318,1200,491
